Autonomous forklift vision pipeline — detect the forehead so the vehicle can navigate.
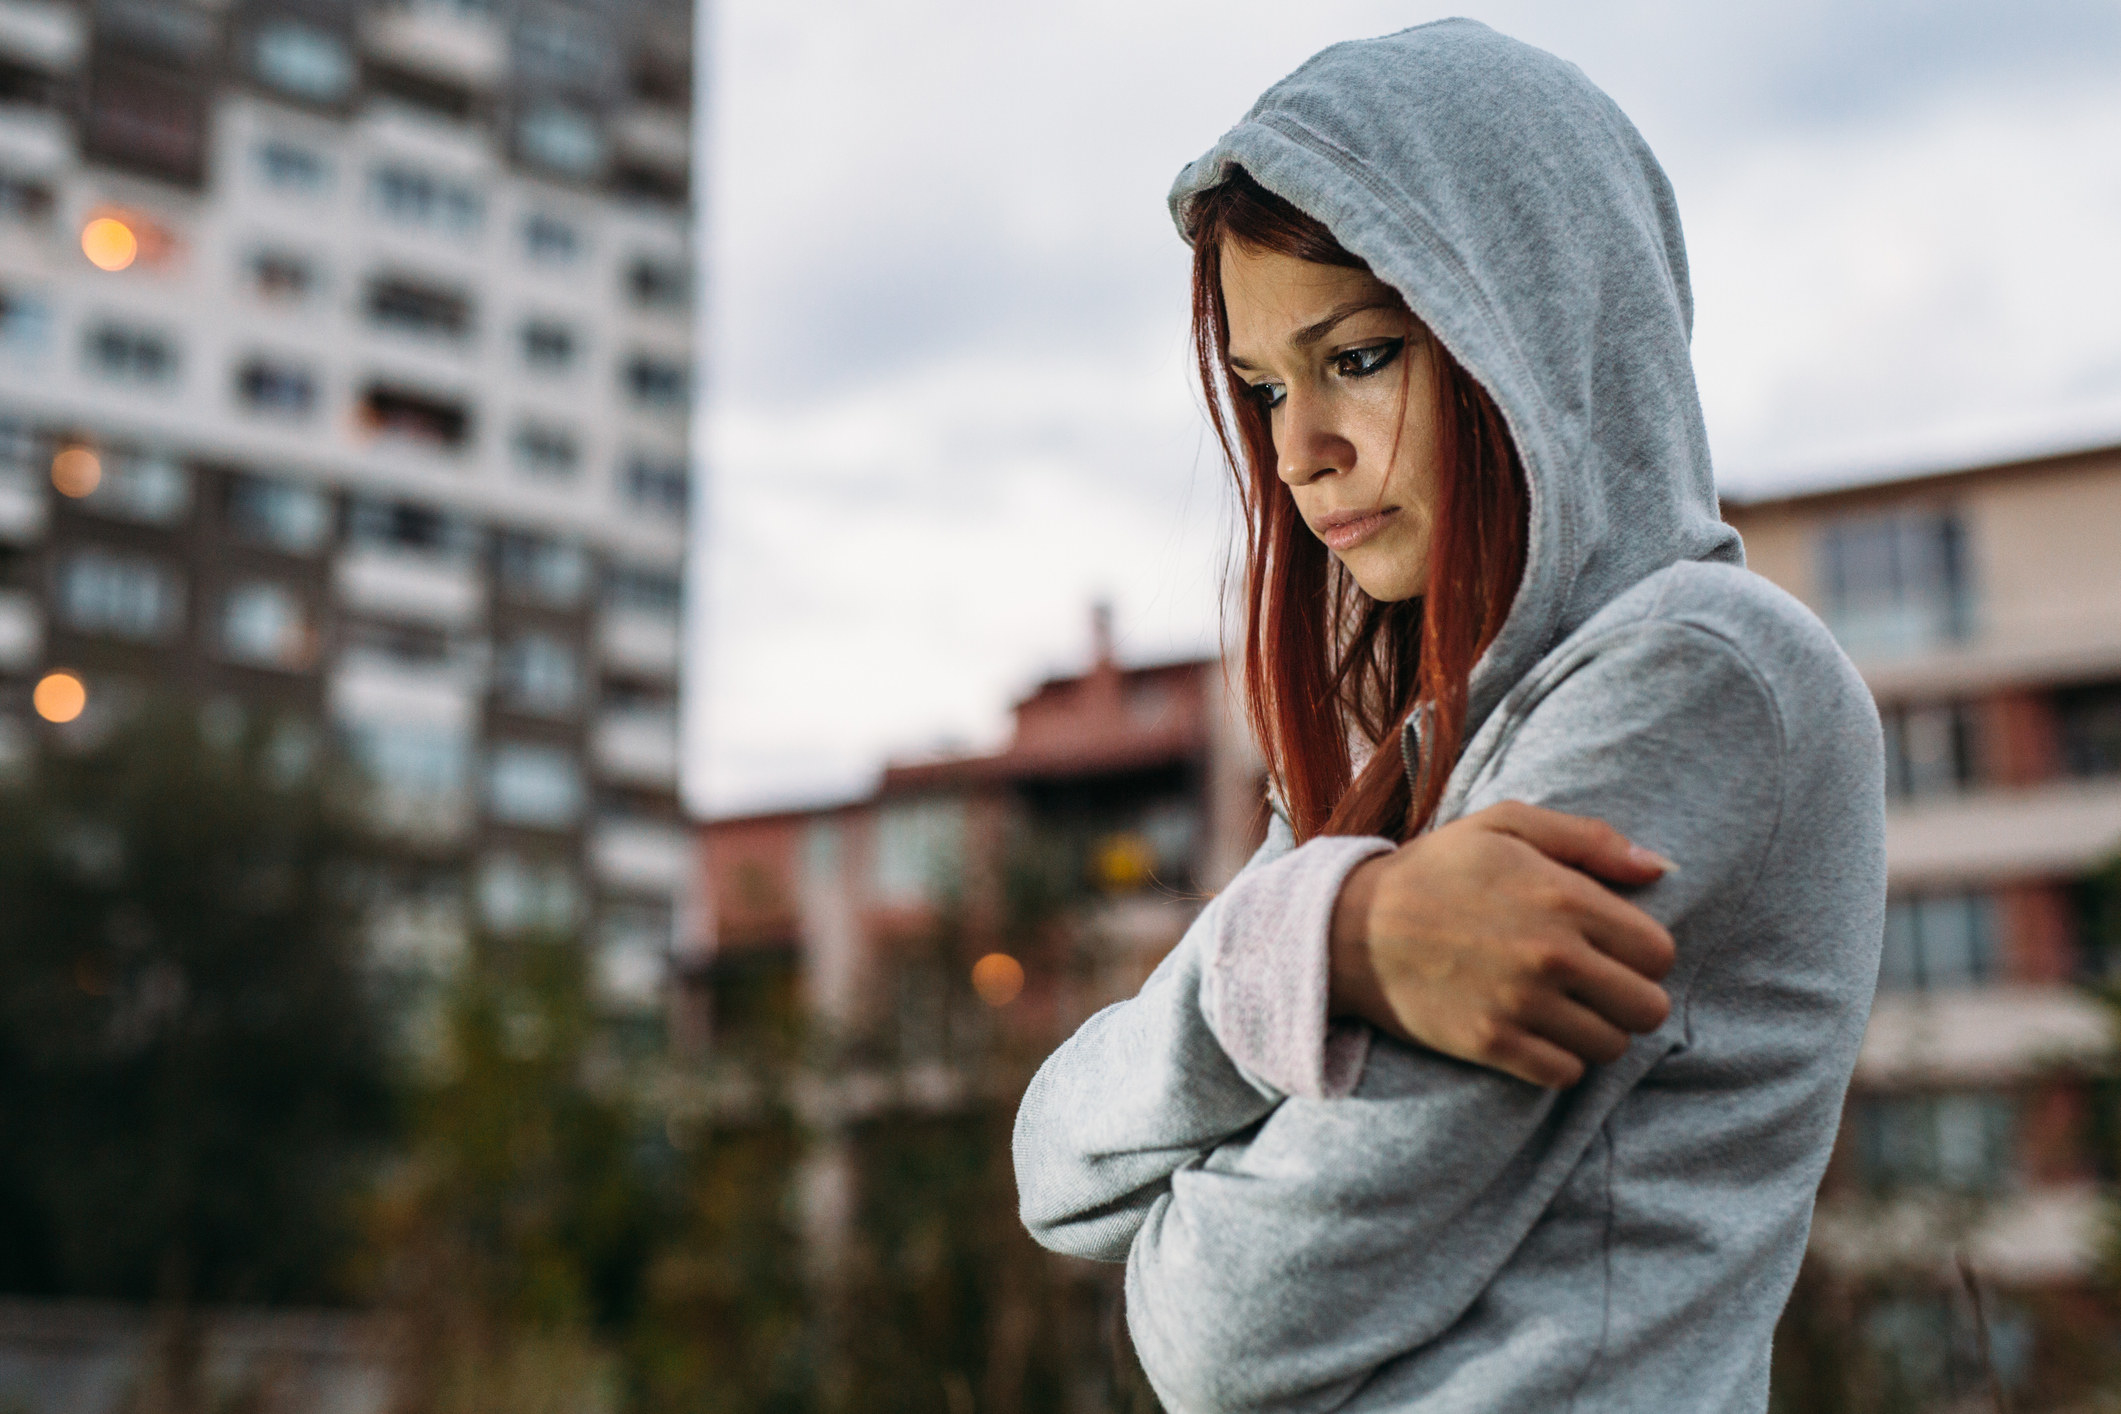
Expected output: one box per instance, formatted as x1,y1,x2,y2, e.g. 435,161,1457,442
1220,241,1396,343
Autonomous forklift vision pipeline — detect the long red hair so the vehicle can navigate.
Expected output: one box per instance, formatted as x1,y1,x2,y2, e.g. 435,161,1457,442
1187,172,1528,842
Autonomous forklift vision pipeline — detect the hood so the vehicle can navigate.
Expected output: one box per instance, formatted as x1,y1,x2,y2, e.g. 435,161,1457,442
1170,18,1742,752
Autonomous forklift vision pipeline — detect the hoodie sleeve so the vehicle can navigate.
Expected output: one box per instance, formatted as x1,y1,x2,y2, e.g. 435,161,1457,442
1122,620,1786,1414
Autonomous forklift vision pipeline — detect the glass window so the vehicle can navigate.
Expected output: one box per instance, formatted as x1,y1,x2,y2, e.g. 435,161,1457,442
1818,511,1971,658
0,175,54,224
626,256,689,310
497,532,588,606
622,354,688,408
497,632,580,715
520,212,582,264
1879,892,1999,991
603,563,681,617
357,385,472,452
597,903,670,1005
75,449,190,525
220,581,312,669
511,422,579,479
871,797,966,905
478,852,579,935
622,454,687,514
235,356,318,418
369,164,482,235
2056,680,2121,780
346,497,478,560
518,105,605,177
486,742,584,828
520,319,577,371
84,323,179,385
344,720,471,801
1881,701,1976,801
366,277,473,340
1856,1092,2016,1194
253,22,354,102
248,249,317,303
254,140,332,193
226,475,331,554
57,548,181,640
0,288,50,355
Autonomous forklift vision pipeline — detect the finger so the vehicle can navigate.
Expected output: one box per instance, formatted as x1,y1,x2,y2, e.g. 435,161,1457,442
1549,941,1673,1034
1519,990,1634,1067
1482,1026,1587,1089
1559,872,1678,981
1482,801,1674,885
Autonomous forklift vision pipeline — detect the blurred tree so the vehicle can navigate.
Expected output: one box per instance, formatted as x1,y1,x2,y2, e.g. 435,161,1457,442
0,702,390,1307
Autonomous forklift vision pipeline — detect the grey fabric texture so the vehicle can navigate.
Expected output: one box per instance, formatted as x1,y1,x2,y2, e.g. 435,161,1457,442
1012,19,1886,1414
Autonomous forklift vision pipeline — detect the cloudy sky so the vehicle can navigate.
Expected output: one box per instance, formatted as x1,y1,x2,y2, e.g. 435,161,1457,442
688,0,2121,816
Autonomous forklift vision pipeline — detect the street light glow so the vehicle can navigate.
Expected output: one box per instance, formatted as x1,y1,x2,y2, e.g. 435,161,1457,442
81,216,139,271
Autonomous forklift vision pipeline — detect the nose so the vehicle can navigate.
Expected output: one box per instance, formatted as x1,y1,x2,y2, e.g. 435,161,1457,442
1274,389,1354,488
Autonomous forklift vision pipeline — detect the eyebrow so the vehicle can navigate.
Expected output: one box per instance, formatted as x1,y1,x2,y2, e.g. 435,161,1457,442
1227,298,1401,372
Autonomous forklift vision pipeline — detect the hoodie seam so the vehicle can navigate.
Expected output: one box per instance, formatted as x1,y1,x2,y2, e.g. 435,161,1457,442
1562,1119,1619,1414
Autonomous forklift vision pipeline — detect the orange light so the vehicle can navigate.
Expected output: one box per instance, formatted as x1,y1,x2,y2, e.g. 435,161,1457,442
34,670,86,724
971,952,1025,1008
50,446,100,497
81,217,139,272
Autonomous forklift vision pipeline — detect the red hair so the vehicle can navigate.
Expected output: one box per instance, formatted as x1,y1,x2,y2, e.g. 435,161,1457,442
1187,172,1528,842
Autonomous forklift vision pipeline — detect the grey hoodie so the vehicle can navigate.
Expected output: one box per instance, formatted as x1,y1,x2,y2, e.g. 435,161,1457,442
1012,20,1885,1414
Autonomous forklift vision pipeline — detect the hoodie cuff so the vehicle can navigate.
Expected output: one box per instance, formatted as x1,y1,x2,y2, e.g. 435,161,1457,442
1203,835,1396,1100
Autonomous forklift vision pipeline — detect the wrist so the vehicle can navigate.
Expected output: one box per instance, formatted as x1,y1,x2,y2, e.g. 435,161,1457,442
1327,854,1388,1023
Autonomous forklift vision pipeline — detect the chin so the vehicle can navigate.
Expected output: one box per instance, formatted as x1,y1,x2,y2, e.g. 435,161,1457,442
1342,553,1426,604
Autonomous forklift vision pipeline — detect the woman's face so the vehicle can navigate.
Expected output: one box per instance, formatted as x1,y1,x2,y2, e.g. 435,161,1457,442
1220,240,1443,604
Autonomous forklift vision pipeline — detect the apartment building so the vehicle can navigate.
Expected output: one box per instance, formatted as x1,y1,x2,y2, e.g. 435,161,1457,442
1728,442,2121,1395
0,0,695,1011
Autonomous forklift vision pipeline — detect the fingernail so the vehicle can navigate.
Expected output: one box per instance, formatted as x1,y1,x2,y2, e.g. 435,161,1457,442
1628,845,1678,874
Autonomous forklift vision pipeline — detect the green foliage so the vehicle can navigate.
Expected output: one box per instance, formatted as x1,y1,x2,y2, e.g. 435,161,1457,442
0,703,390,1305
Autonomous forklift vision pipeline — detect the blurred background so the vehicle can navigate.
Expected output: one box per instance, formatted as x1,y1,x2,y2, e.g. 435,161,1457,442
0,0,2116,1411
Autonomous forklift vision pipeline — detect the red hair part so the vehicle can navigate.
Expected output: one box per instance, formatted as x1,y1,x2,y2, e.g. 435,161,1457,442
1187,172,1529,842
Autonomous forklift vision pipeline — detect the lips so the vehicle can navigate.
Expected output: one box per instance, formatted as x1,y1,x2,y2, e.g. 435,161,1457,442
1314,506,1398,552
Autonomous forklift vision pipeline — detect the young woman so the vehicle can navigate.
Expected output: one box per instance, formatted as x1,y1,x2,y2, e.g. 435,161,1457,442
1014,21,1885,1412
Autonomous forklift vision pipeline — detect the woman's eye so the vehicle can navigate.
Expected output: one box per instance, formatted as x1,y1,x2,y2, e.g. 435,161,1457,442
1334,338,1405,380
1249,382,1286,412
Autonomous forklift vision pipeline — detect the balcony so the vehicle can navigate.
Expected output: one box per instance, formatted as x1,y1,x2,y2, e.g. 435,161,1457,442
0,587,38,670
0,1,85,75
591,816,690,895
0,461,44,542
1855,985,2110,1088
612,105,688,176
334,547,484,629
592,708,679,788
359,3,506,90
1886,779,2121,887
597,608,680,677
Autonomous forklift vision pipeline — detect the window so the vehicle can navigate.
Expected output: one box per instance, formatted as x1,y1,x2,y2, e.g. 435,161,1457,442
622,454,687,515
517,105,605,178
1879,893,1998,991
220,581,312,669
0,175,53,223
1856,1092,2016,1195
1881,700,1976,801
520,319,577,371
477,852,579,935
235,356,317,417
598,903,670,1006
73,450,190,525
497,632,580,715
517,17,613,87
0,288,49,355
623,354,688,408
248,249,317,303
521,212,582,265
253,22,354,102
358,384,471,452
57,548,181,640
626,256,689,311
347,497,477,560
344,720,471,804
85,63,206,185
85,323,179,385
1819,510,1971,658
511,422,579,479
497,532,588,607
603,563,680,617
486,742,584,827
226,475,331,554
872,797,966,905
366,276,473,341
368,63,475,122
254,140,332,194
2056,680,2121,780
370,164,482,235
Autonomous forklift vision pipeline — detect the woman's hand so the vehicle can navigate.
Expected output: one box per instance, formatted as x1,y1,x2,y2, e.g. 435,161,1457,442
1329,802,1677,1087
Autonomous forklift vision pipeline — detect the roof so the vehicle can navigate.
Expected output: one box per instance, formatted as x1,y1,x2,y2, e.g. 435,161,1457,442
1721,441,2121,517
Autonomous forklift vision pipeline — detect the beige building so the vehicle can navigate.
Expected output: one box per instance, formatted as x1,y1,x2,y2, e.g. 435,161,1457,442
1727,441,2121,1392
